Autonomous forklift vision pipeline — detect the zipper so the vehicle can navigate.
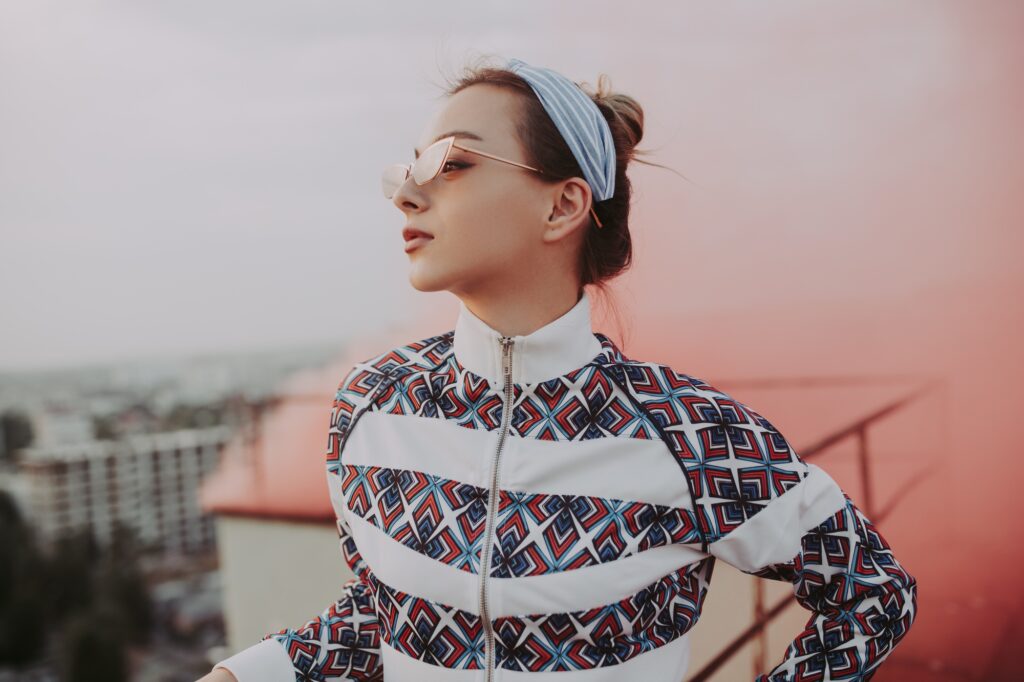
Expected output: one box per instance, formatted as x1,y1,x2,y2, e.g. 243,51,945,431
479,336,515,681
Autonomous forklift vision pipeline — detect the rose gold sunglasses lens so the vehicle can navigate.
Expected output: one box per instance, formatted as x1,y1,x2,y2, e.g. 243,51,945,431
412,137,452,185
382,164,410,199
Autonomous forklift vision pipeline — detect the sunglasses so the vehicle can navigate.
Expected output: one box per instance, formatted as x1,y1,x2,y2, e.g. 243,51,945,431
381,135,603,228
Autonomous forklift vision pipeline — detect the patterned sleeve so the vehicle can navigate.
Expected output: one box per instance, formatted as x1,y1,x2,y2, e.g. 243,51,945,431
211,575,383,682
212,367,385,682
689,387,918,681
257,575,383,681
746,492,918,682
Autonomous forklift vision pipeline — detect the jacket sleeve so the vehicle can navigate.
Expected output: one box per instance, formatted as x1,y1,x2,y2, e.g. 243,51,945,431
211,369,385,682
212,575,382,682
744,492,917,682
693,390,917,681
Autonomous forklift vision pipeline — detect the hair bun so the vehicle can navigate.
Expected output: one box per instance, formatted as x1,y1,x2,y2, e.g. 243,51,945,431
579,73,644,156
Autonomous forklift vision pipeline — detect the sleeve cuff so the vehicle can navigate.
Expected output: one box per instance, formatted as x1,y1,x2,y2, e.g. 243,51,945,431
213,637,297,682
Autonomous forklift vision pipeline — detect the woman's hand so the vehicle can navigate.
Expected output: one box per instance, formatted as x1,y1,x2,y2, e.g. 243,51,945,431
195,668,237,682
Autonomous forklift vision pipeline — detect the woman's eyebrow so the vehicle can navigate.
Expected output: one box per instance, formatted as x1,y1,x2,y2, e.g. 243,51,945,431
414,130,485,159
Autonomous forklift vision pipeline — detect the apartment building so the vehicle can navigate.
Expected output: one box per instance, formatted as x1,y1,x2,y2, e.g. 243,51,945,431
19,426,234,555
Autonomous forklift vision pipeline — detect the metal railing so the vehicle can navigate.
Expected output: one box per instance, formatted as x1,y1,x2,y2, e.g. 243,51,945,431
687,374,946,682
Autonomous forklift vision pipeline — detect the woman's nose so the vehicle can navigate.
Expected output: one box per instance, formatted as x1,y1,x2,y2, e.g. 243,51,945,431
391,172,426,213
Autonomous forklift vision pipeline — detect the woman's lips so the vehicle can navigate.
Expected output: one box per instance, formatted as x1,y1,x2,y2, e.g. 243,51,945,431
404,235,433,252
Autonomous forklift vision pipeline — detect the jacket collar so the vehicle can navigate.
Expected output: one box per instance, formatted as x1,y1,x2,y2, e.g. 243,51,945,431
453,289,603,389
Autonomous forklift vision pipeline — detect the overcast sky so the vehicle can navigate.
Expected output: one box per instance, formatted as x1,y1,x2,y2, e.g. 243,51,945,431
2,1,1020,372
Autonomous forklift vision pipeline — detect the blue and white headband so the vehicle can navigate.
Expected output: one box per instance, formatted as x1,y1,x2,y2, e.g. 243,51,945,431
506,58,616,202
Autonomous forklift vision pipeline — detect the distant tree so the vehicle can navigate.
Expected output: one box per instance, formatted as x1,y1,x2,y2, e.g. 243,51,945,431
192,404,222,428
58,607,128,682
164,403,194,430
164,402,225,431
96,523,154,646
0,490,48,664
0,409,34,462
91,414,118,440
0,501,154,677
45,528,99,616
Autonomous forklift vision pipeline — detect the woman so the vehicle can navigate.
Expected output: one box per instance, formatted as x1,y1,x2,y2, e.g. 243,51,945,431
202,56,917,682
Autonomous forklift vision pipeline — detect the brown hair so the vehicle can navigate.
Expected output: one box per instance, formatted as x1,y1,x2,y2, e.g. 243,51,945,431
438,55,681,348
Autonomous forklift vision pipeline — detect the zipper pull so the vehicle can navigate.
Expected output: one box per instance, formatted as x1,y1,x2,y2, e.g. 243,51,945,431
499,336,514,390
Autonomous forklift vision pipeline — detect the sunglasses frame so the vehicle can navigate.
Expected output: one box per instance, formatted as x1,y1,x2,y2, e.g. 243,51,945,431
383,136,603,228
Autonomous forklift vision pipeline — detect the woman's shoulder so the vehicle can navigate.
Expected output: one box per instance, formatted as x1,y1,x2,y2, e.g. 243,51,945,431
595,335,729,395
604,350,786,435
335,329,456,393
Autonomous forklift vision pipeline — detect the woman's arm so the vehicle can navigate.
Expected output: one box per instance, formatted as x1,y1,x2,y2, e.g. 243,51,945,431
209,576,383,682
694,393,918,680
742,493,917,681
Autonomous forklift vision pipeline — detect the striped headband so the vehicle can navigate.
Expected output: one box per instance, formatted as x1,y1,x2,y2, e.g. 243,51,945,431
506,58,616,202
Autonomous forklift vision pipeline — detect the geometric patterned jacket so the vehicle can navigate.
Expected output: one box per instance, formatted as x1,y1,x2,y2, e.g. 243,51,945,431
213,289,917,681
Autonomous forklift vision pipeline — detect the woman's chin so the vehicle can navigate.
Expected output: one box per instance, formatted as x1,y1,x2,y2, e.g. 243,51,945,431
407,268,449,293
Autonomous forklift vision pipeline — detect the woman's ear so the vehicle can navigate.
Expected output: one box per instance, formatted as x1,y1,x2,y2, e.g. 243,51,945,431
542,178,591,243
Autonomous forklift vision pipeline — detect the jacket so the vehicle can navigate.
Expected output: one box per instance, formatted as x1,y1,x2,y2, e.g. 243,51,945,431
213,290,917,681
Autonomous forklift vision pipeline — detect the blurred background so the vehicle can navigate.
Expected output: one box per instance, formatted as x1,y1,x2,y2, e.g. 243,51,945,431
1,1,1021,680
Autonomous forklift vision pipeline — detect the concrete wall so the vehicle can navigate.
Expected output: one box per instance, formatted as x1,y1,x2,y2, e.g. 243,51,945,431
214,515,354,654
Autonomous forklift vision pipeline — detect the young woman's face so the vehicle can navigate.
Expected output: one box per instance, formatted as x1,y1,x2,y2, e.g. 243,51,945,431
391,84,560,297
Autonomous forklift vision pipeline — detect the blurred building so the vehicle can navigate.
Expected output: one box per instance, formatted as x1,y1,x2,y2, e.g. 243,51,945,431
29,405,95,447
18,425,234,555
